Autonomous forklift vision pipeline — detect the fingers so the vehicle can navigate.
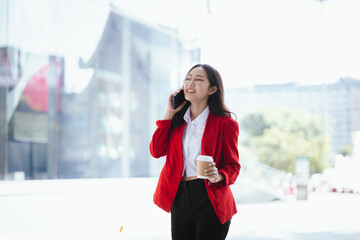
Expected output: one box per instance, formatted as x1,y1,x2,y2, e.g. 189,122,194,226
204,162,224,184
175,88,183,94
163,88,186,120
169,90,179,98
204,163,218,177
167,92,177,107
169,88,182,99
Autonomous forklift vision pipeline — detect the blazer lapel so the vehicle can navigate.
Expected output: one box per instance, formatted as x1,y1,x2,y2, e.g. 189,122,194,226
201,113,216,157
173,122,186,169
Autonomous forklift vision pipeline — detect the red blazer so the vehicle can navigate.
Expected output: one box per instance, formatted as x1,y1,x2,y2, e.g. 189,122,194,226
150,112,240,224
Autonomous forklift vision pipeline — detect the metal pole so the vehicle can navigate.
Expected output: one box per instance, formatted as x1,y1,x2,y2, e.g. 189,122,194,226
316,0,329,137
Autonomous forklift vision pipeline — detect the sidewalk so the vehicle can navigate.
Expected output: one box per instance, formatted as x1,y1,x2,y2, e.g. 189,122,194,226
1,178,359,240
229,193,360,240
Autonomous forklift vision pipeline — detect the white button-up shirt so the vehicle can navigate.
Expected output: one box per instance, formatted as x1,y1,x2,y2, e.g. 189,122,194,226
182,106,210,177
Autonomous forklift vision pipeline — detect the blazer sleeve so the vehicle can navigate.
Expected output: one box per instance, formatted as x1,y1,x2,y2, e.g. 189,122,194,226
149,120,172,158
217,120,240,186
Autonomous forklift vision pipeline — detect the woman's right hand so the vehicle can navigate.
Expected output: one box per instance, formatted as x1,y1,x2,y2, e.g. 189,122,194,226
163,89,187,120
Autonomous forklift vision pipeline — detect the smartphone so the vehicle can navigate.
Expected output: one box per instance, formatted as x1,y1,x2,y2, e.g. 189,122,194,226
172,89,185,109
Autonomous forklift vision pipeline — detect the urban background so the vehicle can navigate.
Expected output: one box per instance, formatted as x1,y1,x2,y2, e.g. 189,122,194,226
1,0,359,188
1,0,360,239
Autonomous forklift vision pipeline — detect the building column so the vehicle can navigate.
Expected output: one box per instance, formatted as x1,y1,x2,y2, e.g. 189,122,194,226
46,56,60,179
120,16,131,177
0,87,7,180
0,0,9,180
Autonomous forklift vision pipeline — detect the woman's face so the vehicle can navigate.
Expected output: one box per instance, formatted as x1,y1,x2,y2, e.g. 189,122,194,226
183,67,215,104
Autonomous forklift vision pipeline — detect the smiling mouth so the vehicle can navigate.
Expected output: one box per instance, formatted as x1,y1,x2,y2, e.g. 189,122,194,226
186,89,196,93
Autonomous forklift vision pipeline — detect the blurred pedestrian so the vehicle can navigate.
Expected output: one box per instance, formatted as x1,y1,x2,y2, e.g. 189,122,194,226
150,64,240,240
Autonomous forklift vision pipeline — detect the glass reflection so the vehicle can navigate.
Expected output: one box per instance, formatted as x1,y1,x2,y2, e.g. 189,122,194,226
1,1,186,179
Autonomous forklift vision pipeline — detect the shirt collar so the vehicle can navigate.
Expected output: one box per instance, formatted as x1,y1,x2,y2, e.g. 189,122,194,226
183,106,210,126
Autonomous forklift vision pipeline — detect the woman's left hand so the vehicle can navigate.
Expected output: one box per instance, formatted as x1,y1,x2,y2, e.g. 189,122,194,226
204,162,224,183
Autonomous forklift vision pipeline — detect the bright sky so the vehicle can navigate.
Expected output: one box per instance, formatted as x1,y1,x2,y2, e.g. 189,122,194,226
127,0,360,88
177,0,360,88
2,0,360,90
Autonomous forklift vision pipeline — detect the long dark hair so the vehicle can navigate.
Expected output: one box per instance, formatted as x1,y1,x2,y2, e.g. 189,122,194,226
171,64,235,128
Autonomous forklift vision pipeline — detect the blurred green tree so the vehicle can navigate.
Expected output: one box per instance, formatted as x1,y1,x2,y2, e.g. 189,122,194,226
240,110,331,174
340,144,352,157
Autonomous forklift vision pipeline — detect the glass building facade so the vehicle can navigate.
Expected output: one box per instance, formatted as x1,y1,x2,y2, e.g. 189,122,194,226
0,0,196,180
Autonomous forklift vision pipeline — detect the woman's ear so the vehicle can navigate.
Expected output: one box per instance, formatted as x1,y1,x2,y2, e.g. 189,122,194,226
209,86,217,95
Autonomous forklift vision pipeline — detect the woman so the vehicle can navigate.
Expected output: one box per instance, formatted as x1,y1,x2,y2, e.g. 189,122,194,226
150,64,240,240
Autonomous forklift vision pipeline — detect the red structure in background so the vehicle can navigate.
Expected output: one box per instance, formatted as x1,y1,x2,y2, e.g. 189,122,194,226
22,61,62,112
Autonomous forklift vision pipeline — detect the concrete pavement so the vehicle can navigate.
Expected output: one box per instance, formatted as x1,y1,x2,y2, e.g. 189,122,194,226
0,178,359,240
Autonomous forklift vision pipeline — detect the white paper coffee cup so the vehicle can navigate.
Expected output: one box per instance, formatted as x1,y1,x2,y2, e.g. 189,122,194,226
197,155,213,179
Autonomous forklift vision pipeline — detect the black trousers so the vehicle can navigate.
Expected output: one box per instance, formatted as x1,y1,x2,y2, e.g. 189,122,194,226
171,179,231,240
